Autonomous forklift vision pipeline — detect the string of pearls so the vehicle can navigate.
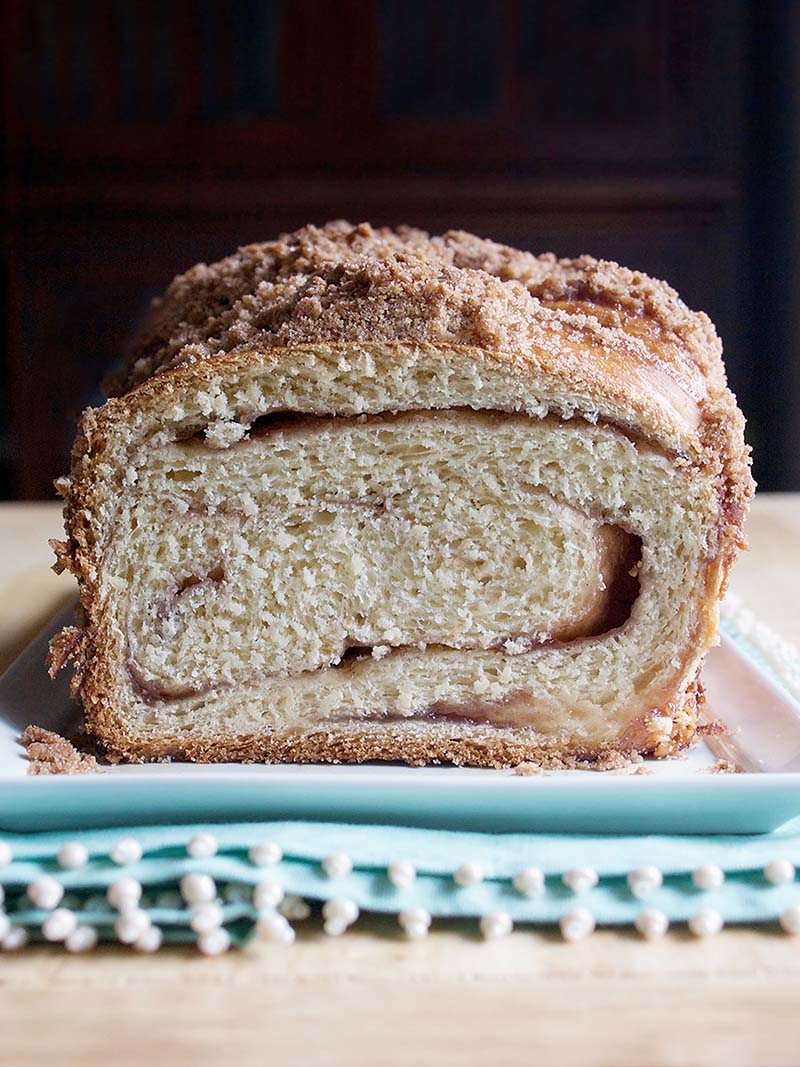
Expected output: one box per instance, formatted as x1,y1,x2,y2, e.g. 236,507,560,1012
398,907,431,940
322,898,359,936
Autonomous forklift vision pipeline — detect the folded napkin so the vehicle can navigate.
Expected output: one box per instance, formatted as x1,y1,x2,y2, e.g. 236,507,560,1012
1,818,799,952
1,599,798,954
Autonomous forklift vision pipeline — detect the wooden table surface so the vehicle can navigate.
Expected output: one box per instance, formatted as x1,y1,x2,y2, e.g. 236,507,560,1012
1,497,799,1067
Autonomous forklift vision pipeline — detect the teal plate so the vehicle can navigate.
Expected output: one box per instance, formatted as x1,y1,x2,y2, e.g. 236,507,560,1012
1,609,799,834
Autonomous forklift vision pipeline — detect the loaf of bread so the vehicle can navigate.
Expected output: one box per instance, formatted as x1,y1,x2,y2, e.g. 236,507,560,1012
50,222,754,766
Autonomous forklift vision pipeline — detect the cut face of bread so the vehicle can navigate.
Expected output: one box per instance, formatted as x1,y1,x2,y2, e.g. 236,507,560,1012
53,223,753,766
133,411,642,688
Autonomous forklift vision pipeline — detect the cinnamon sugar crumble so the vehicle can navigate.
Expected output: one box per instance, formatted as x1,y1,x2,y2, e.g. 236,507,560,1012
513,761,546,776
696,719,727,737
514,749,645,774
698,758,740,774
117,220,720,398
20,726,100,775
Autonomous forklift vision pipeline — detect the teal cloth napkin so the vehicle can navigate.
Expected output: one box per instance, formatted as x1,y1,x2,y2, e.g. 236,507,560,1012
1,818,799,947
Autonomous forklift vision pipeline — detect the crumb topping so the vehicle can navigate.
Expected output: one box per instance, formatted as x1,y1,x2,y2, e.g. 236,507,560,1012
116,220,721,403
20,725,100,775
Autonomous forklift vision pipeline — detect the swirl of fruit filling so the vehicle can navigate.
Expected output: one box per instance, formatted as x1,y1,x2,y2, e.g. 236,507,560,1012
118,409,654,722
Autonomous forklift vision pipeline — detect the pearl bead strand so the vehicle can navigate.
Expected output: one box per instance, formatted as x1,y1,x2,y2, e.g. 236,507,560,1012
559,908,595,941
109,837,143,865
453,862,483,888
387,860,417,889
688,909,724,938
692,864,725,891
322,898,359,936
399,907,432,940
626,866,663,899
57,841,89,870
186,833,218,859
479,911,513,941
562,867,598,895
763,859,795,886
321,852,353,879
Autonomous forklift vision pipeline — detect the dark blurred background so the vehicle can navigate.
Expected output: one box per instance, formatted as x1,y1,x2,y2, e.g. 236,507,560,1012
2,0,799,498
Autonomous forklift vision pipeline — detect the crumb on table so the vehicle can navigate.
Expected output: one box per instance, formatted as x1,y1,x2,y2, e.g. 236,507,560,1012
698,757,740,774
514,749,644,774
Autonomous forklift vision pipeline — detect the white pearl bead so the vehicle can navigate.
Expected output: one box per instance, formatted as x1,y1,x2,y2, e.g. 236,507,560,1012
42,908,78,942
512,866,545,898
322,898,359,932
186,832,218,859
57,841,89,870
453,862,484,887
1,926,28,951
398,906,432,940
248,841,283,867
198,927,231,956
322,897,359,923
627,866,663,899
322,852,353,879
323,917,348,936
134,925,163,953
106,876,143,911
256,912,295,944
692,864,725,891
559,907,596,941
65,925,98,953
635,909,669,940
387,859,417,889
27,876,64,911
688,908,724,938
253,881,284,911
562,867,599,895
110,837,143,865
399,906,431,928
479,911,513,941
403,920,429,940
779,905,800,935
0,912,9,940
280,895,311,921
222,883,252,905
180,873,216,905
0,840,12,867
189,902,224,934
114,909,151,944
764,859,795,886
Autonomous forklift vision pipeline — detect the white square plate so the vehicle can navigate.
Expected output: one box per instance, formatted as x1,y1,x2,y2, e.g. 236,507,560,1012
1,607,799,833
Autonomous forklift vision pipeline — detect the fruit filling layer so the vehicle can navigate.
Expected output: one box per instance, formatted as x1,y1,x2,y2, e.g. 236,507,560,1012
121,410,642,699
